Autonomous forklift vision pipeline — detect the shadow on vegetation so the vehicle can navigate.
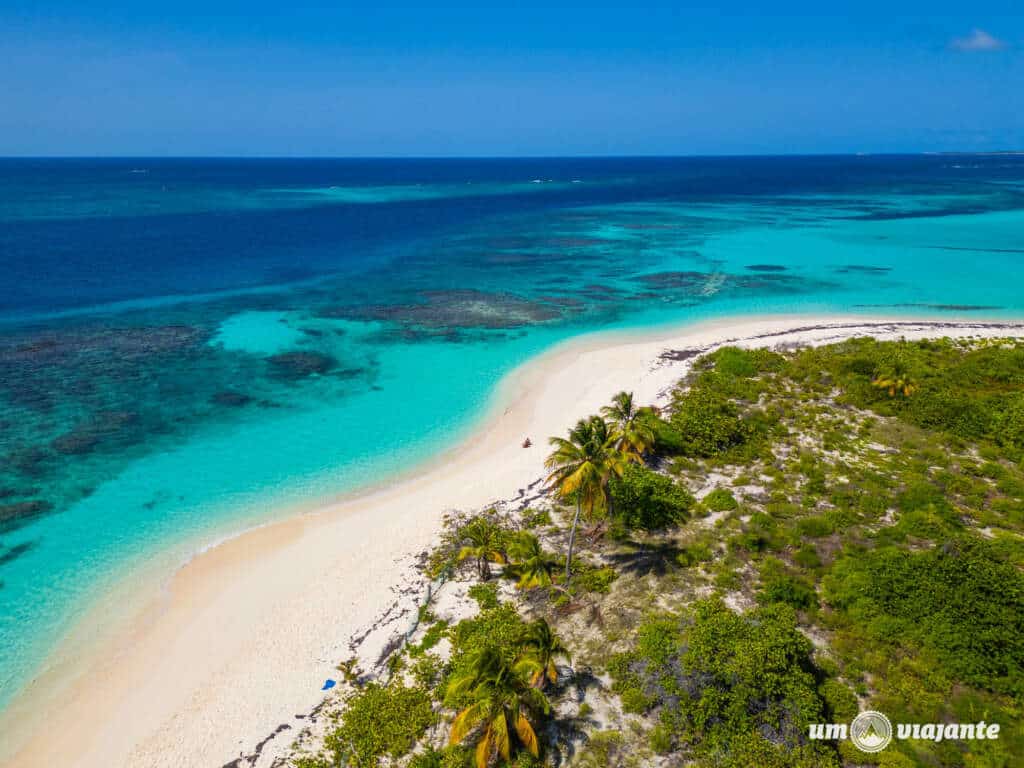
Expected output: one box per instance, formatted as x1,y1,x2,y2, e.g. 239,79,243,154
605,539,685,578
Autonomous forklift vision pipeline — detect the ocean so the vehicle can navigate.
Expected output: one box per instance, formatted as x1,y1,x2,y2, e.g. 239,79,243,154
2,155,1024,710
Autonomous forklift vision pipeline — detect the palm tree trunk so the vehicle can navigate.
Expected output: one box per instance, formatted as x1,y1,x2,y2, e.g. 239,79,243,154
565,498,581,583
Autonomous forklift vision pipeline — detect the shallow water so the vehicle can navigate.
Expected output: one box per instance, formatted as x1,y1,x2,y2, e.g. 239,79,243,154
2,155,1024,709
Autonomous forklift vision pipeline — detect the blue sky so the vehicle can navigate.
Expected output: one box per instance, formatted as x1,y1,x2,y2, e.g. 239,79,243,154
1,2,1021,156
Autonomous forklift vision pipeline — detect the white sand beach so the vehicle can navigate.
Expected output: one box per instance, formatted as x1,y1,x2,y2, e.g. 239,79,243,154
4,314,1023,768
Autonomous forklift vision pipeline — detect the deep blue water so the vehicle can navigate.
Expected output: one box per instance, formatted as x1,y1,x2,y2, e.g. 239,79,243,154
5,155,1023,315
2,154,1024,712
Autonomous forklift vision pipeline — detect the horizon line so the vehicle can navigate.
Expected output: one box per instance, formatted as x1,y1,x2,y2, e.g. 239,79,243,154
2,150,1022,161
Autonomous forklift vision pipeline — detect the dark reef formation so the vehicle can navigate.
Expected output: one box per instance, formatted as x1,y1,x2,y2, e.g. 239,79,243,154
267,351,337,379
322,289,564,330
0,500,53,534
210,390,254,407
836,265,893,274
51,410,142,455
634,270,834,296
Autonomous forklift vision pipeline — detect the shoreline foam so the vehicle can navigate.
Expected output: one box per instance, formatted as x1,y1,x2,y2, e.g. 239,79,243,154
4,314,1024,768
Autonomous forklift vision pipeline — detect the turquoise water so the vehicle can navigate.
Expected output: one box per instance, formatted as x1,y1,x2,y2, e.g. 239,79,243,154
2,156,1024,710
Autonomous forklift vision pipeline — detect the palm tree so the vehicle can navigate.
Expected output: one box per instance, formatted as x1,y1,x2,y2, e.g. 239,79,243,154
601,391,656,458
545,416,624,582
872,359,918,398
506,532,557,590
457,516,506,580
447,647,549,768
515,618,571,689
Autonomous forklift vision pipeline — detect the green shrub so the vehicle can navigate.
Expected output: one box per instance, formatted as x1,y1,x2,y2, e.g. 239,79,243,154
824,537,1024,696
897,478,950,513
608,600,836,766
677,541,714,567
997,472,1024,498
704,487,738,511
410,654,442,687
819,679,859,721
617,684,651,713
571,562,618,594
408,619,449,657
521,508,552,529
758,557,817,610
906,389,991,439
796,515,833,538
649,723,673,753
721,731,840,768
766,500,802,519
609,463,693,531
708,346,785,379
759,573,818,610
801,338,1024,453
323,682,434,767
994,393,1024,453
876,752,917,768
669,388,758,457
408,750,441,768
448,604,524,660
572,731,625,768
445,604,529,704
292,756,331,768
467,582,499,610
408,746,469,768
729,512,782,553
637,410,684,455
794,545,822,570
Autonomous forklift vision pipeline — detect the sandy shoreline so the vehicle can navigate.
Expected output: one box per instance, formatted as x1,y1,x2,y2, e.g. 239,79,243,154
4,313,1024,768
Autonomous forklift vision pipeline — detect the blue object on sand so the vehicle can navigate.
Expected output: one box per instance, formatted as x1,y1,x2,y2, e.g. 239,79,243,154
321,678,336,690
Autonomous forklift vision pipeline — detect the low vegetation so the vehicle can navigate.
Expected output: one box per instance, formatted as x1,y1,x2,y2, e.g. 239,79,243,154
289,336,1024,768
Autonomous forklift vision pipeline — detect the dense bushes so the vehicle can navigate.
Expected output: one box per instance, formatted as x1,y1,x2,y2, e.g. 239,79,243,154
669,387,758,457
323,682,435,767
790,338,1024,455
609,599,837,767
662,338,1024,461
448,604,528,672
994,393,1024,452
661,346,784,459
638,409,687,454
824,538,1024,697
708,346,786,379
298,337,1024,768
703,487,738,511
609,463,693,531
758,557,818,610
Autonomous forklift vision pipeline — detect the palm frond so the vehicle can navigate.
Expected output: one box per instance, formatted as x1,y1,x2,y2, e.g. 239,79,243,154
492,711,511,761
450,702,484,745
514,713,540,756
474,728,492,768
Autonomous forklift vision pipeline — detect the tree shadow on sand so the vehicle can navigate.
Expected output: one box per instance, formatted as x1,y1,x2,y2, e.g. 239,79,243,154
605,539,685,578
545,666,606,767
